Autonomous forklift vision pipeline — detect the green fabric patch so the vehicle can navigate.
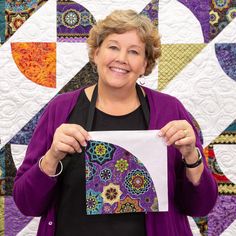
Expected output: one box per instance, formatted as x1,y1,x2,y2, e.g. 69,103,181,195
0,0,6,45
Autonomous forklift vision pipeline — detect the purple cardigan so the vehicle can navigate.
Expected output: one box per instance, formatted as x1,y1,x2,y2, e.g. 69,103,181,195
13,86,218,236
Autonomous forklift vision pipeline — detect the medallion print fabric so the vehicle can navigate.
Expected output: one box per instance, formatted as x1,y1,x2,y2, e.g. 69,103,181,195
85,140,159,215
57,0,96,42
5,0,47,42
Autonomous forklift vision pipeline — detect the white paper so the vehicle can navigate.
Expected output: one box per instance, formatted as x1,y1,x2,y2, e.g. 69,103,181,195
89,130,168,211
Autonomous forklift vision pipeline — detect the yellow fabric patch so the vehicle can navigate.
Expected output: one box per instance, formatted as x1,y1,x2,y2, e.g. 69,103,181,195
212,134,236,144
158,44,206,90
218,183,236,195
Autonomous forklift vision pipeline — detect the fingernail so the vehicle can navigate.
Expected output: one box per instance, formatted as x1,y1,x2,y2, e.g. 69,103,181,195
78,149,82,153
164,138,170,146
158,131,163,137
82,142,87,147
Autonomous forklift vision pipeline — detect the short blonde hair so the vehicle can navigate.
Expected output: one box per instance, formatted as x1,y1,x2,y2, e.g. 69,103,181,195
87,9,161,76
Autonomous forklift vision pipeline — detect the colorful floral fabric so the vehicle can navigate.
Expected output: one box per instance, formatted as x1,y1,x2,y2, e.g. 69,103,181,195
85,141,158,215
210,0,236,39
5,0,47,42
140,0,159,27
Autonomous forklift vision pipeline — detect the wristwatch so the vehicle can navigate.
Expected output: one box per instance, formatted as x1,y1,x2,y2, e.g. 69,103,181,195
182,147,203,168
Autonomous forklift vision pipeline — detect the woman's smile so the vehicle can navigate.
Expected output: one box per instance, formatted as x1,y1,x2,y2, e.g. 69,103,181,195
109,66,130,74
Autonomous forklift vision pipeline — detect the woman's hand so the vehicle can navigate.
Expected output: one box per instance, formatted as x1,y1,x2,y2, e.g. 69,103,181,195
159,120,197,162
159,120,204,185
40,124,91,176
48,124,91,161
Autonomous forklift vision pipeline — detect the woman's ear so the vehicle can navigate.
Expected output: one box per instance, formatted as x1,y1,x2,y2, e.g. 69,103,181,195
141,59,147,75
93,48,100,65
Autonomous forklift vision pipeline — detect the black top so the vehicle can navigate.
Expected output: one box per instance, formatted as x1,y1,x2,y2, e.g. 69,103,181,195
55,90,148,236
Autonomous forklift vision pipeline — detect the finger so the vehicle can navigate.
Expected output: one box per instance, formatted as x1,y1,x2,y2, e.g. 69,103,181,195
158,121,175,137
62,124,90,146
183,129,188,138
55,142,77,155
175,136,195,146
166,129,186,146
59,135,82,153
159,120,191,138
164,125,182,141
73,131,88,147
74,125,91,141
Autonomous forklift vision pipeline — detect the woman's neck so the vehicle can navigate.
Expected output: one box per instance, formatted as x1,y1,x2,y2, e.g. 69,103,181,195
85,83,140,116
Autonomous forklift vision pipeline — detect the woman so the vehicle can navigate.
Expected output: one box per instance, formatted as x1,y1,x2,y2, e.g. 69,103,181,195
13,9,218,236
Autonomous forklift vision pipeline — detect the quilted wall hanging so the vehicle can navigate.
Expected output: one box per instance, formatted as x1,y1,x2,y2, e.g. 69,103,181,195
0,0,236,235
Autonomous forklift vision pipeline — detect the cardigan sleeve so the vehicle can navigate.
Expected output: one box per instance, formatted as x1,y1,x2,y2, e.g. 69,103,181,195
13,99,61,216
174,99,218,217
13,89,81,217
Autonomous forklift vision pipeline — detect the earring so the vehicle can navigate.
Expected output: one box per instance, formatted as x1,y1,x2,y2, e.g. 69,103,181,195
138,75,145,85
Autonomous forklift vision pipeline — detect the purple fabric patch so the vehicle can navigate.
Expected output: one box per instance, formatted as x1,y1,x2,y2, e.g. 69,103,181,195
208,195,236,236
10,106,45,145
141,0,159,27
4,196,32,235
85,141,158,215
215,43,236,81
178,0,210,43
57,1,95,42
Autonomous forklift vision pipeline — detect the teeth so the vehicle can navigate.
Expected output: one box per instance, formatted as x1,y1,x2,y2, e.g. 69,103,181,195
111,67,128,73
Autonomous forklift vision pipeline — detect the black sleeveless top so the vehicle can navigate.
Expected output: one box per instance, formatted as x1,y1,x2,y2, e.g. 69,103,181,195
55,88,149,236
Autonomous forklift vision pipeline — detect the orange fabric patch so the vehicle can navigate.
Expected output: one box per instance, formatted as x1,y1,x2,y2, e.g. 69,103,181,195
11,42,56,88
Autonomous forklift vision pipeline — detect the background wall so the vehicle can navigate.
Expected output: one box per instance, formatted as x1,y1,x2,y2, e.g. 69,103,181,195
0,0,236,235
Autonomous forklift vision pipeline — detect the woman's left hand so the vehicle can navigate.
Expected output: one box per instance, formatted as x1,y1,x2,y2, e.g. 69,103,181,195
159,120,197,161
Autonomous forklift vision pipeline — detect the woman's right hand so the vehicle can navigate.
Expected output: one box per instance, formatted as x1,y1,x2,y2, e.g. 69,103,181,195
40,124,91,176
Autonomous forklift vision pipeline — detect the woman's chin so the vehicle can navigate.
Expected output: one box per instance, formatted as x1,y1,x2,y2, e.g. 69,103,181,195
101,79,135,90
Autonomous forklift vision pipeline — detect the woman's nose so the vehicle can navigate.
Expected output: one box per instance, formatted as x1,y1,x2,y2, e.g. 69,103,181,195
116,50,128,64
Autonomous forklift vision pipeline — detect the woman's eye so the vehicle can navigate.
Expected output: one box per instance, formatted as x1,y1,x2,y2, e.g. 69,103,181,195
109,46,118,50
129,50,139,55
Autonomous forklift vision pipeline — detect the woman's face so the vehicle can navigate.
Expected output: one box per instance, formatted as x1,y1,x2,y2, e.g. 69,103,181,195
94,30,147,90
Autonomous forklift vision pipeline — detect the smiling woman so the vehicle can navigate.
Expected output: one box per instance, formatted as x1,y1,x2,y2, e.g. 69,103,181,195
87,10,161,76
86,10,161,115
13,9,217,236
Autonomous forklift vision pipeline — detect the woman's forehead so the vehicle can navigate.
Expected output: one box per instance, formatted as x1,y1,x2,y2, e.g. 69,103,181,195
103,30,145,46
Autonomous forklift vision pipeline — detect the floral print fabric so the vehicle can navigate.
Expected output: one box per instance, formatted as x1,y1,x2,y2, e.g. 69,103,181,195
85,140,159,215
